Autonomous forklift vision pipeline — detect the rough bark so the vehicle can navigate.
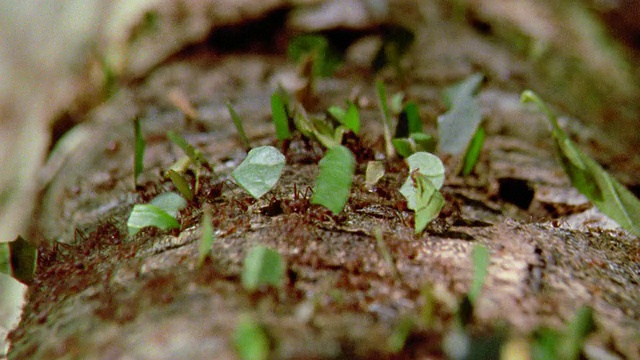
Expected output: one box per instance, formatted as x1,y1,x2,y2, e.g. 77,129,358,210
7,1,640,359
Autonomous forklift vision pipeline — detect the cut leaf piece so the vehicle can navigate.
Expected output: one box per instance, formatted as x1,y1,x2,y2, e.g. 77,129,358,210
241,246,286,291
0,243,10,276
166,131,202,163
400,152,445,210
468,244,489,303
197,208,214,268
442,73,484,109
6,236,38,285
234,315,270,360
376,80,395,157
395,101,422,138
232,146,286,199
149,192,188,218
328,102,360,135
460,126,486,176
133,117,145,186
365,161,385,189
127,204,180,237
521,90,640,236
271,92,291,140
392,138,414,158
166,169,194,201
438,96,482,155
226,101,251,151
412,172,446,234
311,145,356,214
392,133,436,158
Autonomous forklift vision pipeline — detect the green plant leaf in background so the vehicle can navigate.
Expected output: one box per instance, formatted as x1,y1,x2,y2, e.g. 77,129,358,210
311,145,356,214
460,126,486,176
372,25,415,77
133,117,145,186
532,306,594,360
234,315,270,360
127,192,187,236
197,207,214,268
521,90,640,236
411,171,445,234
271,91,291,140
287,34,342,77
468,244,490,303
560,306,594,360
399,152,445,210
226,101,251,151
387,316,414,353
232,146,286,199
241,245,286,291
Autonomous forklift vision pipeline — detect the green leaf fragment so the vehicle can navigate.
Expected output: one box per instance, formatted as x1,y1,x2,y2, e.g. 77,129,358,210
0,243,10,276
376,80,395,157
311,145,356,214
271,92,291,140
226,101,251,150
387,316,414,353
232,146,286,199
438,96,482,155
342,102,360,134
328,102,360,134
166,169,194,201
443,73,484,109
468,244,490,303
166,131,202,163
197,208,214,268
234,315,270,360
242,246,286,291
133,117,145,186
532,306,594,360
149,192,188,218
2,236,38,285
372,25,415,75
127,192,187,236
311,117,341,149
561,306,595,360
365,160,385,188
393,133,436,158
400,152,445,210
392,138,414,158
127,205,180,236
390,92,405,115
412,172,446,234
460,126,486,176
404,101,423,134
521,90,640,236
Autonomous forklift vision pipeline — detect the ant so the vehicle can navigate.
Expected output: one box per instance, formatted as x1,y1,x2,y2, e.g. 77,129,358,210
282,183,313,215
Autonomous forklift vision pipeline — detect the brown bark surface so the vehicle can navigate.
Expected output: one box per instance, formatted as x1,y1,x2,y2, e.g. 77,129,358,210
8,1,640,359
